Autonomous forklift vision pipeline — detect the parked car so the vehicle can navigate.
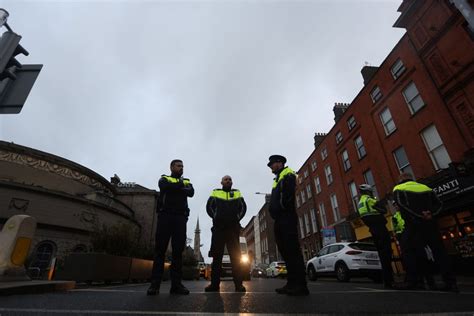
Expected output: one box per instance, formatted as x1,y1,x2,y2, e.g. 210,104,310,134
266,261,287,278
306,242,382,282
251,267,266,278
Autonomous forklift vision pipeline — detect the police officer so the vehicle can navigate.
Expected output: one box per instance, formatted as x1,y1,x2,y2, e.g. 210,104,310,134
147,159,194,295
357,184,394,288
205,175,247,293
393,173,458,292
392,206,437,290
267,155,309,296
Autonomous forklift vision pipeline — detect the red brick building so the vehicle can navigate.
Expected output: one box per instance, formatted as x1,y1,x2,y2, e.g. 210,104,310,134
295,0,474,270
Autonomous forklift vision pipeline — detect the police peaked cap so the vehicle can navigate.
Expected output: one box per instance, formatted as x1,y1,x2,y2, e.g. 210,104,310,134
267,155,287,167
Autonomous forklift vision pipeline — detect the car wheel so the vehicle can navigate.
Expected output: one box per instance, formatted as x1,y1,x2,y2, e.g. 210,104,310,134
307,264,317,281
271,271,275,278
335,262,350,282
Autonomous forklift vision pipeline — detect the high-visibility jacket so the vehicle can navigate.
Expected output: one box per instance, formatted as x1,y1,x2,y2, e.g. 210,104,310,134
158,175,194,215
269,166,296,220
206,189,246,228
393,180,442,219
357,194,380,218
392,211,405,234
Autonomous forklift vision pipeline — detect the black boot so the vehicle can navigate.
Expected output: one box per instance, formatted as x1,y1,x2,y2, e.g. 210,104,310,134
286,284,310,296
170,283,190,295
205,283,220,292
147,281,160,296
235,284,246,292
275,283,289,294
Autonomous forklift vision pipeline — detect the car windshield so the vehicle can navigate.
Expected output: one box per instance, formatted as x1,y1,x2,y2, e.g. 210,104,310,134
348,243,377,251
276,262,285,266
240,243,247,252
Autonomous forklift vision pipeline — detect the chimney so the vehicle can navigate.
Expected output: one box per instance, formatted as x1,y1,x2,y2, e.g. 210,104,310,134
333,102,349,123
314,132,327,149
361,66,379,85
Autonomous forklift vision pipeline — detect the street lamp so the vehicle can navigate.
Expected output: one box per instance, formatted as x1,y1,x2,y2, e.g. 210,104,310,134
0,9,12,31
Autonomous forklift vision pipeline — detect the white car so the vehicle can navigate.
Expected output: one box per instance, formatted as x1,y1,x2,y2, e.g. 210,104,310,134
266,261,287,278
306,242,382,282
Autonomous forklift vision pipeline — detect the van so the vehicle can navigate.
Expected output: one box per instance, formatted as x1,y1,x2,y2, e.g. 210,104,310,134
221,236,251,280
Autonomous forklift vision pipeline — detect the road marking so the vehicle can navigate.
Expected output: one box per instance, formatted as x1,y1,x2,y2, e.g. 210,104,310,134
0,308,473,316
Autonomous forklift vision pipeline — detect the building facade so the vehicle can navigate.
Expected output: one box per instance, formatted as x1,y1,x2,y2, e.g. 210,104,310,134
294,0,474,271
0,141,159,277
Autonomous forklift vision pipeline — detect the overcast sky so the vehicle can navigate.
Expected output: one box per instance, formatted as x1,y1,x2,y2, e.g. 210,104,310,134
0,0,405,262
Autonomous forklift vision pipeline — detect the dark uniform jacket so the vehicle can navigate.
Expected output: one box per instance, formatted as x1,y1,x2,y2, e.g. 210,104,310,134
393,180,442,221
206,189,246,229
269,167,296,220
158,175,194,216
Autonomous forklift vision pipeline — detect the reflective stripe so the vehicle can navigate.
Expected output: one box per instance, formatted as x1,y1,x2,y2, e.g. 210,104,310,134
393,181,432,193
357,194,378,217
210,189,242,200
162,175,191,185
272,167,295,189
392,211,405,234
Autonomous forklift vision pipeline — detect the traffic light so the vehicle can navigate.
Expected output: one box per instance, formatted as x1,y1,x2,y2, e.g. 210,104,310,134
0,30,42,114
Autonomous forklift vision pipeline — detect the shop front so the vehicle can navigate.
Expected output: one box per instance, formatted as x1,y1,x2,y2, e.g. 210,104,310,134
423,165,474,275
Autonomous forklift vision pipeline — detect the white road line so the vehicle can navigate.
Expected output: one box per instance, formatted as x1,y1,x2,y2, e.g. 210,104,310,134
0,308,473,316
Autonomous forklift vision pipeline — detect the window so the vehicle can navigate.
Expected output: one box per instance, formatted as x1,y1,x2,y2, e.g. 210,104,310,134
341,149,351,171
330,194,340,222
299,216,305,238
314,177,322,194
354,135,367,159
321,147,328,160
325,165,333,185
304,212,311,235
319,202,328,228
421,125,451,170
310,208,318,233
348,181,359,211
336,131,343,144
393,146,414,176
363,169,379,198
347,115,356,130
306,184,312,199
298,176,303,184
391,59,406,79
296,195,301,208
311,161,317,171
380,107,396,135
300,190,306,204
30,241,56,275
402,82,425,114
304,169,309,178
370,85,383,103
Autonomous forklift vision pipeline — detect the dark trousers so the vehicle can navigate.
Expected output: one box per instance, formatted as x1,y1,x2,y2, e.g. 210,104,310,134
274,214,307,288
151,213,187,286
398,230,435,285
362,214,394,285
403,219,456,286
209,225,243,287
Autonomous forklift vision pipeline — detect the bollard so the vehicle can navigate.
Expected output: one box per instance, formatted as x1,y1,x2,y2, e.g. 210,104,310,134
0,215,36,281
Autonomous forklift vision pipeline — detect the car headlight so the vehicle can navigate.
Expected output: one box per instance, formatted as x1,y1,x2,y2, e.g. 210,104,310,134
241,254,249,263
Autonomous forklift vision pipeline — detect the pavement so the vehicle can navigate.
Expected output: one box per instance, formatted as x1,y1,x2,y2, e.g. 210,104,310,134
0,280,76,295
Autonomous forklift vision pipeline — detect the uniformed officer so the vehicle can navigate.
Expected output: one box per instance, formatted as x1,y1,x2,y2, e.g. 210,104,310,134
205,175,247,292
393,173,458,292
357,184,394,288
267,155,309,296
147,159,194,295
393,208,437,290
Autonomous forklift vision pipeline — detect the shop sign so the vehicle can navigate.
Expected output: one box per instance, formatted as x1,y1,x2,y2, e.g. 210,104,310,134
432,175,474,201
322,228,336,246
